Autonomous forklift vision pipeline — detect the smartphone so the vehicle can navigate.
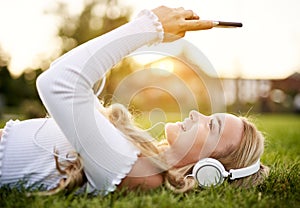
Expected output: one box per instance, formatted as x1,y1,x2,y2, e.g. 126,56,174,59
213,21,243,28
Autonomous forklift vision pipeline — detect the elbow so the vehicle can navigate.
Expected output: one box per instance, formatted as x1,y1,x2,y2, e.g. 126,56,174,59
36,66,63,105
36,69,55,101
36,64,84,105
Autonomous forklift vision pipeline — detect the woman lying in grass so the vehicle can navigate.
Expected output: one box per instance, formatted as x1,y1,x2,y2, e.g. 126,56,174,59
0,6,269,195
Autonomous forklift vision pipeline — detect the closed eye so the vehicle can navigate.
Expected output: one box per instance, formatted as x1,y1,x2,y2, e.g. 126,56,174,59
209,119,213,130
209,117,221,134
216,116,222,134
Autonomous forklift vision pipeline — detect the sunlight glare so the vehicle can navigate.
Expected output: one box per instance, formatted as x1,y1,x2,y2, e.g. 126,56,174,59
151,59,174,72
132,54,164,65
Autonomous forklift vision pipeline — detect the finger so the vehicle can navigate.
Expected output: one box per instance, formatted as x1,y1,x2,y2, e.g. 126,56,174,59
182,9,195,20
176,7,185,11
183,20,214,31
191,14,200,20
185,13,200,20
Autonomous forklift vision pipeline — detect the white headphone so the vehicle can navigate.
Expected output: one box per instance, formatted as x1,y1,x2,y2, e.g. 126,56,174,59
186,158,260,188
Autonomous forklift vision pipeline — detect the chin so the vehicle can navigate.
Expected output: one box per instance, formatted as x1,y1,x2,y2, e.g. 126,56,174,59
165,123,180,145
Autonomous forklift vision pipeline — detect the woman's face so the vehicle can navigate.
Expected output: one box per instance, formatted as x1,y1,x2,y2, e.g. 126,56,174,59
164,110,243,167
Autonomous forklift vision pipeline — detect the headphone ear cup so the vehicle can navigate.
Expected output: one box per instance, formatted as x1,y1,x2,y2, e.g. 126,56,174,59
192,158,227,188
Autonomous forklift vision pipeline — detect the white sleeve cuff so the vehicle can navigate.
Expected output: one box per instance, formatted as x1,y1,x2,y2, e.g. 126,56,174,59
136,9,164,45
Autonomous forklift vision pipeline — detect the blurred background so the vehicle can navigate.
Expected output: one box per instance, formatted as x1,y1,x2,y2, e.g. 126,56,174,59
0,0,299,121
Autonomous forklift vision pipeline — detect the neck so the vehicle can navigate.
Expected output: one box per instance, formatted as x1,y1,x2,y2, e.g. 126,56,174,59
163,146,211,169
118,155,164,191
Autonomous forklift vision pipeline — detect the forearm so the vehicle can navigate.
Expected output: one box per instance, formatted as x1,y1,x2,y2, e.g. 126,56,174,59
47,9,163,89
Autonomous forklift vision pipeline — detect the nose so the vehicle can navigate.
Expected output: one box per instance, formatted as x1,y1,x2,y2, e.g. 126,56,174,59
189,110,209,122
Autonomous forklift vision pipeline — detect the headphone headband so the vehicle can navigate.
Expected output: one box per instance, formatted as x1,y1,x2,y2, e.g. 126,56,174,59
229,159,260,180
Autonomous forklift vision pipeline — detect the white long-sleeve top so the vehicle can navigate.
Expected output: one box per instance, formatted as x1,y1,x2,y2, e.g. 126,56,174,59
0,10,164,194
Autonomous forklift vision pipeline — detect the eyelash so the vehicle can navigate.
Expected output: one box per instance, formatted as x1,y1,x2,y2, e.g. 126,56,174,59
209,119,213,130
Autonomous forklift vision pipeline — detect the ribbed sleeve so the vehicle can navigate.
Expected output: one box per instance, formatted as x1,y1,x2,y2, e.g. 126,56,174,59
36,10,164,194
0,119,75,191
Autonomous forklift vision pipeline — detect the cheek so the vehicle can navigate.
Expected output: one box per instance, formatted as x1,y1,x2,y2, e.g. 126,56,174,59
194,126,221,156
194,126,209,147
165,123,180,145
181,125,208,150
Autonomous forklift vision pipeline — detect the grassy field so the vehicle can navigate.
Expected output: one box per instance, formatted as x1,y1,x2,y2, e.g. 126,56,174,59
0,113,299,208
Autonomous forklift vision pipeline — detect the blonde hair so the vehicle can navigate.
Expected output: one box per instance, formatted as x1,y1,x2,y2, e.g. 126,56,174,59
30,150,86,196
46,104,269,194
215,117,270,188
103,104,270,192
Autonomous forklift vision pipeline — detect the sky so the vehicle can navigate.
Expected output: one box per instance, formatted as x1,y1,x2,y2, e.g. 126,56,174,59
0,0,300,79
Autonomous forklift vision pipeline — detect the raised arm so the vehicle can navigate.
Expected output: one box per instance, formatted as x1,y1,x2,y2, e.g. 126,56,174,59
36,6,214,193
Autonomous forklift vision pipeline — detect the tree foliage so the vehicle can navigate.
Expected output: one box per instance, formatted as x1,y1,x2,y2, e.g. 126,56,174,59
0,0,132,118
50,0,131,54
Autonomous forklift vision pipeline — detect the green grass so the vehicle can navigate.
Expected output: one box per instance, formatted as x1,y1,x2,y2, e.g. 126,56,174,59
0,114,299,208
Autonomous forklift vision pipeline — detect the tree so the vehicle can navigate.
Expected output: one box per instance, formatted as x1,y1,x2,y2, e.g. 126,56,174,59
49,0,132,55
0,44,46,118
0,1,133,118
